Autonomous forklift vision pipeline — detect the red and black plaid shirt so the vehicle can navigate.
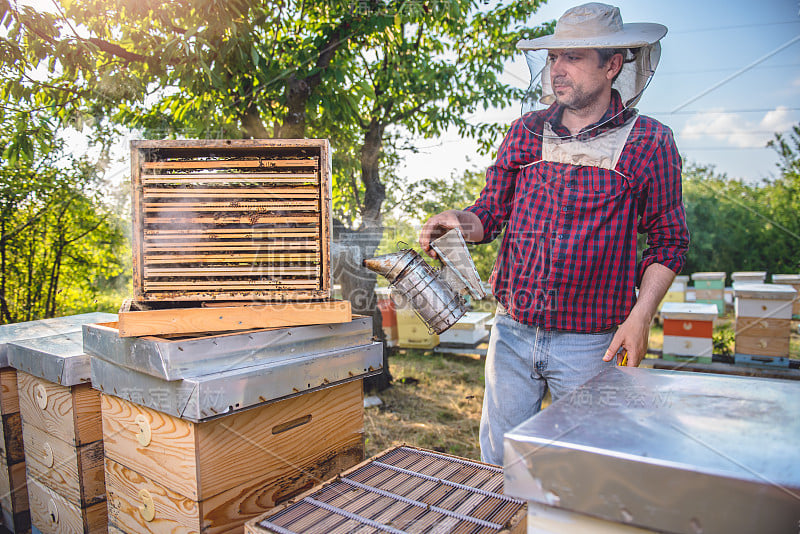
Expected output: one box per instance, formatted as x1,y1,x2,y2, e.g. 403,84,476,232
466,91,689,332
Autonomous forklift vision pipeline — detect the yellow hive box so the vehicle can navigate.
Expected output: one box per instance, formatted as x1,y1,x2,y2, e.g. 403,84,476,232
395,307,439,349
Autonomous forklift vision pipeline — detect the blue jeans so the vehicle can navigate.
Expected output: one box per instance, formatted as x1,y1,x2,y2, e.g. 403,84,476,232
480,306,616,466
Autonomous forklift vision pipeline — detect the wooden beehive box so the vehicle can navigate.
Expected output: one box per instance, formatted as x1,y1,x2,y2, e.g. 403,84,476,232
102,380,364,533
245,445,527,534
661,302,717,363
16,371,105,533
772,274,800,317
734,284,796,358
0,368,30,533
131,139,332,303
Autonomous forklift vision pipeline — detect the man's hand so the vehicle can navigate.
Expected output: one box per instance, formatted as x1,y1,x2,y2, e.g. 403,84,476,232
419,210,484,259
603,309,651,367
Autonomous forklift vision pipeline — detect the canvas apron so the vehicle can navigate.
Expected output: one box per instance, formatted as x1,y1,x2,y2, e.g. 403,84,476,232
509,114,640,317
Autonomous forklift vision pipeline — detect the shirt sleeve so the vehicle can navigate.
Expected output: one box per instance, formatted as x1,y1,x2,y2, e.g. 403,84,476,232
636,126,690,285
464,119,531,244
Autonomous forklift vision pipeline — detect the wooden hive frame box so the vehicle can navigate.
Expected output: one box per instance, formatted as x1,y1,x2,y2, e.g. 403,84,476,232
130,139,332,305
102,380,365,533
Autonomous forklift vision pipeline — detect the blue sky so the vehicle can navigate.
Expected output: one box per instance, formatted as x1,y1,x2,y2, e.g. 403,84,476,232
400,0,800,185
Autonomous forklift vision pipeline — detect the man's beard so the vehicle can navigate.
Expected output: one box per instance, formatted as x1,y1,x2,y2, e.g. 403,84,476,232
552,79,604,111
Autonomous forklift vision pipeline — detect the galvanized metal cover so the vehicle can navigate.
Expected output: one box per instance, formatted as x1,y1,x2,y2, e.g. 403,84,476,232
0,312,117,367
83,316,374,380
504,367,800,534
690,272,725,281
8,333,91,386
90,341,382,421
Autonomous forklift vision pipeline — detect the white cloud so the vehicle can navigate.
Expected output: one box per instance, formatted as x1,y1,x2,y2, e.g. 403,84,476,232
680,106,796,148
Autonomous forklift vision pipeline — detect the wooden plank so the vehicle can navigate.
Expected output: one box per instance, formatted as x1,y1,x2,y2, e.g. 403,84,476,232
26,476,106,534
143,253,320,264
0,454,29,526
132,145,146,302
144,241,320,251
21,425,104,507
0,411,25,465
137,290,331,303
17,373,102,447
143,215,320,225
143,186,320,197
143,267,321,277
132,138,329,150
118,299,350,337
734,335,790,358
735,317,792,339
143,280,319,289
105,458,200,534
144,228,319,238
1,367,21,415
142,174,319,184
101,394,198,500
102,380,363,502
695,288,724,300
143,159,318,170
143,201,320,212
319,140,332,299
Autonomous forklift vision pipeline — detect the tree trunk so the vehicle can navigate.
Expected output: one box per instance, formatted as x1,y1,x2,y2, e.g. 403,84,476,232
332,119,391,391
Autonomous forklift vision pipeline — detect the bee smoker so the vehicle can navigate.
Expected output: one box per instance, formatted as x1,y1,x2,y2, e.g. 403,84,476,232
363,229,485,334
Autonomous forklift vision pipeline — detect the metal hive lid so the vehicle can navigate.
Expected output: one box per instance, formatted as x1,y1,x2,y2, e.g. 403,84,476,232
0,312,117,367
504,367,800,534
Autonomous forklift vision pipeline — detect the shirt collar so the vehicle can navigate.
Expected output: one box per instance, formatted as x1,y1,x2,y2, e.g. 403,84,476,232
544,89,633,138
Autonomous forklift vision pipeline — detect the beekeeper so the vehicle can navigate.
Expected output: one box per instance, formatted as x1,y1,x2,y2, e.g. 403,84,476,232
419,3,689,465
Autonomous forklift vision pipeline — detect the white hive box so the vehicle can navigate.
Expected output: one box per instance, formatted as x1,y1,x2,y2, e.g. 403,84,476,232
438,312,492,345
734,283,796,358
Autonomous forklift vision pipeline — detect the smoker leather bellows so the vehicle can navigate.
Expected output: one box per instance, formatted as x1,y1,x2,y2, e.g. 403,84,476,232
131,139,332,302
363,229,485,334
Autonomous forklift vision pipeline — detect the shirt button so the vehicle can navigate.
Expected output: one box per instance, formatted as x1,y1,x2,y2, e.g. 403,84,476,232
558,234,565,239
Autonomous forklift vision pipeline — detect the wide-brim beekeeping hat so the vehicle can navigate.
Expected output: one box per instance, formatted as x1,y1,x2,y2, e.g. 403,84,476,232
517,3,667,114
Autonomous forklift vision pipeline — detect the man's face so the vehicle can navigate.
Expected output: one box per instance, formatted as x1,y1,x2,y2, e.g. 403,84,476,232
547,49,615,111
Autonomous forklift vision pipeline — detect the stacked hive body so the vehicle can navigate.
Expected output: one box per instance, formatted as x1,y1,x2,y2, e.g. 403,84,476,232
731,271,767,284
0,313,115,533
661,303,717,364
84,317,383,533
734,284,797,360
8,332,111,533
660,275,689,309
691,272,726,316
772,274,800,319
396,307,439,349
245,445,527,533
130,139,332,304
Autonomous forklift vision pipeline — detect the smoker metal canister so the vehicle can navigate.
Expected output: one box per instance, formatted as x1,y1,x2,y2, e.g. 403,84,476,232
363,250,466,334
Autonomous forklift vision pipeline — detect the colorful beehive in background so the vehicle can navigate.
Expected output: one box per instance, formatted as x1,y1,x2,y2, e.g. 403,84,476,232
691,272,726,316
396,306,439,349
661,302,717,363
731,271,767,284
439,312,492,346
375,287,397,347
659,274,689,310
772,274,800,318
734,284,797,359
8,334,108,534
84,318,381,533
